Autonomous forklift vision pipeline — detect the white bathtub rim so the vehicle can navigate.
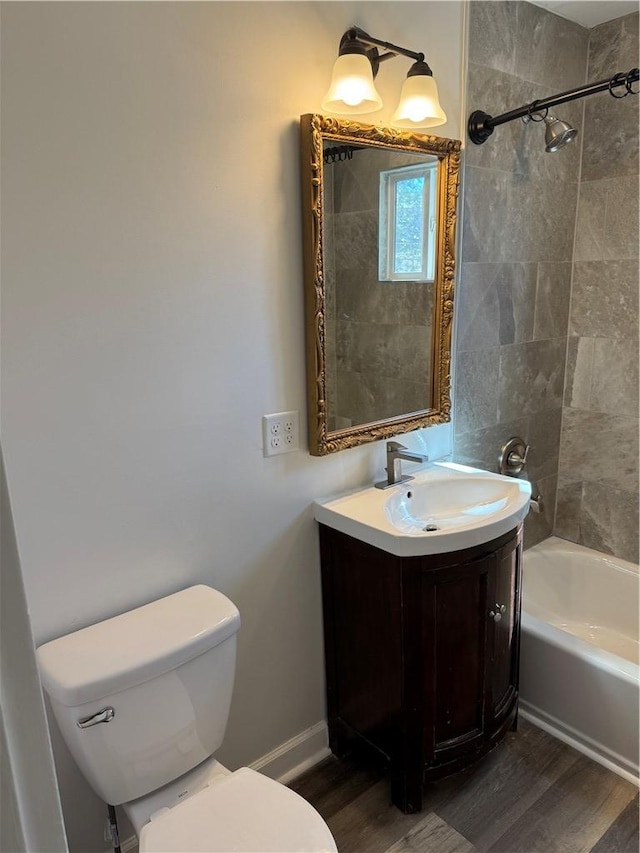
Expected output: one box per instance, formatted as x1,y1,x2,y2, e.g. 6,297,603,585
521,611,639,685
520,704,639,787
526,536,639,576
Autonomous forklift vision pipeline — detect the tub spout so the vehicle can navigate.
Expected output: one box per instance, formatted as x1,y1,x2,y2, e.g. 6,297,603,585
529,483,543,514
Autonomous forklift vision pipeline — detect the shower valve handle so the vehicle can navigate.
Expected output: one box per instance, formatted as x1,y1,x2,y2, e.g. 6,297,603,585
499,437,530,477
508,444,530,467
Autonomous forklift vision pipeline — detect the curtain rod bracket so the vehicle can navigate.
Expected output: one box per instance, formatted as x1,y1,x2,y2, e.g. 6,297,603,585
468,111,494,145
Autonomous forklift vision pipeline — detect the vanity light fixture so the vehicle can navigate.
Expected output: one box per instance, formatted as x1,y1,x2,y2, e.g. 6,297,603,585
321,26,447,129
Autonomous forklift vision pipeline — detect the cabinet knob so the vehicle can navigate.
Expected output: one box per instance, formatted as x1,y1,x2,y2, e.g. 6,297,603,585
489,603,506,622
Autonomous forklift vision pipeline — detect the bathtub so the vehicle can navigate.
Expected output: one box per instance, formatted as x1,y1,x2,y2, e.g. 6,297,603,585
520,536,639,784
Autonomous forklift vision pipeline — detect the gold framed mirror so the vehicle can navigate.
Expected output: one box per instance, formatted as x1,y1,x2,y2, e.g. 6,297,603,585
300,114,461,456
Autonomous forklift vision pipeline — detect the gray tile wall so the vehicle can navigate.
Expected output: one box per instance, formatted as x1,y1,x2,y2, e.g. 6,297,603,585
557,12,639,563
454,1,588,548
456,3,638,561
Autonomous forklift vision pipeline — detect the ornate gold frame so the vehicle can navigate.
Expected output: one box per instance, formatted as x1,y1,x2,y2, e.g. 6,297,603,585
300,114,461,456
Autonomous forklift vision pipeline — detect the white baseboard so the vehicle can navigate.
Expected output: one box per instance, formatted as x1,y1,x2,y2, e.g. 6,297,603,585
249,720,331,785
520,704,639,787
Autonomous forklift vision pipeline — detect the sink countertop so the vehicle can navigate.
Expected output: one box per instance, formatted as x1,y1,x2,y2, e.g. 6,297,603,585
314,461,531,557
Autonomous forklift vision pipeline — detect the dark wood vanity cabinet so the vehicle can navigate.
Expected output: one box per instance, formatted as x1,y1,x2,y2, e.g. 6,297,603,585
319,525,523,813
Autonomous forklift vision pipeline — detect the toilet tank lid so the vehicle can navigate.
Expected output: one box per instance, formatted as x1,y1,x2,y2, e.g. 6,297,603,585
37,585,240,707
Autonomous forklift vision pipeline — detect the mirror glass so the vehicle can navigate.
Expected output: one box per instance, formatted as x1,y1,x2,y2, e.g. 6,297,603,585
300,115,461,456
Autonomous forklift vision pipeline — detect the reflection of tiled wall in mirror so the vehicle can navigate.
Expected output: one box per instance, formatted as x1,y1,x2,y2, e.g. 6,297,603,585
323,162,339,432
326,148,434,429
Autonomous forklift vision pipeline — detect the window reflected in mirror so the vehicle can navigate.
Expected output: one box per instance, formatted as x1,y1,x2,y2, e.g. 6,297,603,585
379,160,437,283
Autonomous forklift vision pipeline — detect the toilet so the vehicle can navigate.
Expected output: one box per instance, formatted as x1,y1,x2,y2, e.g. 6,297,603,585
36,585,337,852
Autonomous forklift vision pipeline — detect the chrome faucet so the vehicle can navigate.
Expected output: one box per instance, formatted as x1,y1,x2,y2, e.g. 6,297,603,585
375,441,429,490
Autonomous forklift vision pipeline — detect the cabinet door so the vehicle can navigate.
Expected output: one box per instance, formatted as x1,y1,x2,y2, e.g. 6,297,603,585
421,556,493,762
488,532,522,727
320,527,403,759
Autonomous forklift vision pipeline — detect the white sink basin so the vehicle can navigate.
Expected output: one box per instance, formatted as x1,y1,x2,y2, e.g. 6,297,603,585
314,462,531,556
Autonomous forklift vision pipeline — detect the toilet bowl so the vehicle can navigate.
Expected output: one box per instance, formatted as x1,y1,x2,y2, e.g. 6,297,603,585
134,764,335,852
37,585,337,852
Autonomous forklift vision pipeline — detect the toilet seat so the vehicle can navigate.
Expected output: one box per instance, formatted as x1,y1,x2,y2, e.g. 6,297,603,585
139,767,337,853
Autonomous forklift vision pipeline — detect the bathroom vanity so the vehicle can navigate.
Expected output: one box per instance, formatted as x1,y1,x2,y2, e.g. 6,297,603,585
314,462,529,813
319,524,522,813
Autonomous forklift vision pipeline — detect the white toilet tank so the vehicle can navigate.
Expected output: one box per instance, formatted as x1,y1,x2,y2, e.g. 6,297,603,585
37,585,241,806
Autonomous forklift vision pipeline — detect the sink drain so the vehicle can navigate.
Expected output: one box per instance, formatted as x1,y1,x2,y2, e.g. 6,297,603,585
423,524,439,532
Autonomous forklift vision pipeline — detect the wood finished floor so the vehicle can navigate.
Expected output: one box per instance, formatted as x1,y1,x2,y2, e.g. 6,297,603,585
290,720,639,853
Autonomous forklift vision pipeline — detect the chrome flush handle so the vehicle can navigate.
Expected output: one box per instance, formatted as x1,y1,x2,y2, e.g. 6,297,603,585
489,604,506,623
77,707,115,728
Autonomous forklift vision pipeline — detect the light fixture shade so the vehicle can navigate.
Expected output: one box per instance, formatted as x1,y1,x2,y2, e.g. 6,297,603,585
391,74,447,129
321,53,383,114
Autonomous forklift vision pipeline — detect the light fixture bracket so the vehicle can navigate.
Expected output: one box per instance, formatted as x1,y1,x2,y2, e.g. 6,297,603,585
338,26,425,78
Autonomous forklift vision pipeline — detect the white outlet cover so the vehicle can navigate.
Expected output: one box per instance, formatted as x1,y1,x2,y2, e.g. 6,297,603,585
263,411,299,456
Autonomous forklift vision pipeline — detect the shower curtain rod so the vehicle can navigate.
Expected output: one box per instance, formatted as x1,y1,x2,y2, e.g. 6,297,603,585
469,66,639,145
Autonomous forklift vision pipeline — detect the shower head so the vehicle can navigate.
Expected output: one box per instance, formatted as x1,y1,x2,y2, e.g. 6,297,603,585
520,110,578,152
543,114,578,152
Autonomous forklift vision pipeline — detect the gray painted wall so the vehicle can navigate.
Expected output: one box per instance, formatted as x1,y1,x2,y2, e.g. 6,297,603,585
0,3,463,850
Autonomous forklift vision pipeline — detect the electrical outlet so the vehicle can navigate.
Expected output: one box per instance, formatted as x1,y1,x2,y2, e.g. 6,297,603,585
263,411,299,456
